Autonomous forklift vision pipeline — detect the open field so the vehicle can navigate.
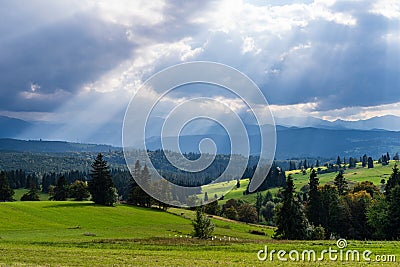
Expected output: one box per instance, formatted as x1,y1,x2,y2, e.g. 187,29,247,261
1,201,399,266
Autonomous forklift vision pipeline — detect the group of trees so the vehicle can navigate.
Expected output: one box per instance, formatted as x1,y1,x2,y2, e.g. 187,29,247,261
0,154,118,205
273,165,400,240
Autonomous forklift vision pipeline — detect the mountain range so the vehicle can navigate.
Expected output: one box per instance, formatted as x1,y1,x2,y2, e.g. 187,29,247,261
274,115,400,131
1,115,399,159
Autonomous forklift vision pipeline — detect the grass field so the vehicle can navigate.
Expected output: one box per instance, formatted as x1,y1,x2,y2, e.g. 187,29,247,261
1,201,399,266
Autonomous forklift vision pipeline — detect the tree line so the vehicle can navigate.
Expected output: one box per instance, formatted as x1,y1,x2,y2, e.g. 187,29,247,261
273,164,400,240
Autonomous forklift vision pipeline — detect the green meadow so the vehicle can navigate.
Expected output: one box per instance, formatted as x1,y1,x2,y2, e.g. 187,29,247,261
223,161,397,205
0,201,399,266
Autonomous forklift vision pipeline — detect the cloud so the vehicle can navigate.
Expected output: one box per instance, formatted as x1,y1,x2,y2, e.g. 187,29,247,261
1,0,400,145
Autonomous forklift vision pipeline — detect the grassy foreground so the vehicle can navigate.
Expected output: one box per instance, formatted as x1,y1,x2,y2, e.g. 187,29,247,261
0,201,399,266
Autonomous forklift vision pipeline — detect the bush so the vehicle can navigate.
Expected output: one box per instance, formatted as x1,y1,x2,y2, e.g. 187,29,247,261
224,206,238,220
238,203,258,223
69,180,90,201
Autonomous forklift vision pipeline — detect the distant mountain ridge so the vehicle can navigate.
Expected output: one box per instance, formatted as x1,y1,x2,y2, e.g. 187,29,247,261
0,138,119,153
145,127,400,159
275,115,400,131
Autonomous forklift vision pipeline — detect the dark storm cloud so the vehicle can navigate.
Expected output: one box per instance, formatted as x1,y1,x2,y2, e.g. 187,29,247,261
0,11,134,112
261,8,400,110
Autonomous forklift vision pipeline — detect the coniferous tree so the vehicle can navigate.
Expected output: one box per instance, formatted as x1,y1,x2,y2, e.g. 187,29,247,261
0,171,14,202
192,207,214,239
21,182,40,201
263,190,273,205
128,161,153,207
362,154,368,167
88,153,117,206
385,164,400,198
367,157,374,168
334,170,348,195
255,192,263,221
336,156,341,168
50,175,69,201
274,175,309,239
140,164,152,207
204,192,209,202
306,169,321,226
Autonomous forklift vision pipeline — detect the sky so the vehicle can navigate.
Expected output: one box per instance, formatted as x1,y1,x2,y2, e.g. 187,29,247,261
1,0,400,145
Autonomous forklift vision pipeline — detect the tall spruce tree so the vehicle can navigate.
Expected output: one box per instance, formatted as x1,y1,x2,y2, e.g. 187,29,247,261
368,157,374,168
336,156,341,167
385,164,400,198
274,174,309,239
0,171,14,202
334,170,348,195
306,169,321,226
88,153,118,206
255,192,263,222
128,161,152,207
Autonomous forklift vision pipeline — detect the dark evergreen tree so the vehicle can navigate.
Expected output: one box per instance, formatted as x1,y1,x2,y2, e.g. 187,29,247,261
306,169,321,226
334,170,348,195
387,152,390,161
0,171,14,202
385,164,400,198
128,161,153,207
394,152,399,161
88,153,118,206
50,175,69,201
21,182,40,201
362,154,368,167
263,190,273,205
204,192,209,202
336,156,341,167
274,175,309,239
367,157,374,168
315,160,320,168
